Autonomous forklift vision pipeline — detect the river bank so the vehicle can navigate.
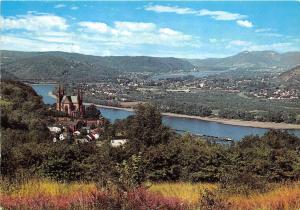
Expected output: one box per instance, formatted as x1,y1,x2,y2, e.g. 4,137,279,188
161,112,300,130
92,104,300,130
48,91,300,130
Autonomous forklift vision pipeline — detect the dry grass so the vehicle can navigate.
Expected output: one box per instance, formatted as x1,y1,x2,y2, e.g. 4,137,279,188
149,182,218,204
2,180,300,210
1,179,97,197
228,181,300,210
150,181,300,210
0,179,187,209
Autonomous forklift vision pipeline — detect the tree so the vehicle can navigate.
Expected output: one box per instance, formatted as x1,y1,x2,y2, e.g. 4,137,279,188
116,154,144,191
84,104,101,119
126,104,172,149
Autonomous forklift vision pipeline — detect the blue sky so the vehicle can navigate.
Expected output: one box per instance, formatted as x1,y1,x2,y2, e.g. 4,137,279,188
1,1,300,58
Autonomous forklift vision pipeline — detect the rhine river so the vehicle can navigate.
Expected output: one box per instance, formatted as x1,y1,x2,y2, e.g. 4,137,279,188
32,84,300,140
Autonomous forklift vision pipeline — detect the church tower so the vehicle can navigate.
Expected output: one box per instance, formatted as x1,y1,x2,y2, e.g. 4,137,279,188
77,88,84,115
56,84,64,111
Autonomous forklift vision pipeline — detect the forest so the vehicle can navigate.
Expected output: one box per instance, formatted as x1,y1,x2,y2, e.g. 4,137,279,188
1,80,300,209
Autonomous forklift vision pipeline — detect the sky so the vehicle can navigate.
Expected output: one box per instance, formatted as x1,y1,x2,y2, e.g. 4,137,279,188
1,1,300,58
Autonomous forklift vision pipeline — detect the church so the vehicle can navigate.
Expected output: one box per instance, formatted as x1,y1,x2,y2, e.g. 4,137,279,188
56,84,85,117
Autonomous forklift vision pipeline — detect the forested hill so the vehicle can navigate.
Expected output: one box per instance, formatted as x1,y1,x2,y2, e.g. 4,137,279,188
0,50,194,82
0,80,54,175
2,50,300,82
0,80,51,142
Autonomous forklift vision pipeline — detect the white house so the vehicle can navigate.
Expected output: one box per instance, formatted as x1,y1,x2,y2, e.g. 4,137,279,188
73,131,81,136
111,139,128,147
93,133,100,140
48,126,62,133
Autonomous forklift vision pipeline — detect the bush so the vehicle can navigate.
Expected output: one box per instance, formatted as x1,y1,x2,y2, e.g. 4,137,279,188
220,170,268,195
198,189,231,210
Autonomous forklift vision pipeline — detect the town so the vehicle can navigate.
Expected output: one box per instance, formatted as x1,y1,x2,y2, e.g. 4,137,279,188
47,84,127,147
74,71,299,103
64,70,300,124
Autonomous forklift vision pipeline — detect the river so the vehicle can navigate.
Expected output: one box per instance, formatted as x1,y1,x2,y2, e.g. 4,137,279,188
32,84,300,140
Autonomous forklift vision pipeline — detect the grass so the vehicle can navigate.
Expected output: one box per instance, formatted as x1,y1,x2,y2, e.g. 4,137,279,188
149,182,217,204
8,179,97,197
228,181,300,210
0,179,187,209
150,181,300,210
1,179,300,209
0,179,99,209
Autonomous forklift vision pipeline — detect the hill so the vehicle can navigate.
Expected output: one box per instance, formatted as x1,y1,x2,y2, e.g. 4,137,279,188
279,65,300,83
1,50,300,82
0,70,18,81
188,51,300,71
1,50,194,82
1,54,116,82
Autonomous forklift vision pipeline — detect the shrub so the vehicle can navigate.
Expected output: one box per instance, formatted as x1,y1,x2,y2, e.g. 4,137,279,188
198,189,231,210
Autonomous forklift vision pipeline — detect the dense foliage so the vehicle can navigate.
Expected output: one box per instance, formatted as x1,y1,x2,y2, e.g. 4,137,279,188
1,50,193,82
1,81,300,196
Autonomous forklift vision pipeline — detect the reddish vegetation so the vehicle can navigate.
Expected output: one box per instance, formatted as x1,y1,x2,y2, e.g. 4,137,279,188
126,188,186,210
0,188,187,210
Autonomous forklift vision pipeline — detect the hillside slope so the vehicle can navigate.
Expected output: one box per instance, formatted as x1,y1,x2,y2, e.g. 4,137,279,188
188,51,300,71
2,50,300,82
1,50,194,82
279,65,300,83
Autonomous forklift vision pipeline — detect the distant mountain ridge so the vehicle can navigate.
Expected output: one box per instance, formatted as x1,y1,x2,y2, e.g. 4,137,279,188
279,65,300,84
188,51,300,71
1,50,300,82
1,50,194,82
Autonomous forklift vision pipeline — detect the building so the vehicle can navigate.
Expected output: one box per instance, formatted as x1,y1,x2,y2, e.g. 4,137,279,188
48,126,62,133
111,139,128,147
56,84,85,117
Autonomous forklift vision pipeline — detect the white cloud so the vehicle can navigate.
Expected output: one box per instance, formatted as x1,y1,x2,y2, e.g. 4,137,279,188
54,4,66,9
70,6,79,10
226,39,298,53
145,5,252,28
255,28,283,37
229,40,252,47
236,20,253,28
78,22,110,33
34,36,71,43
159,28,180,36
145,5,246,21
198,9,246,21
0,35,80,53
262,33,283,37
145,5,195,15
0,13,68,32
209,38,217,43
78,21,157,35
78,21,194,47
114,21,156,32
255,28,272,33
246,42,294,52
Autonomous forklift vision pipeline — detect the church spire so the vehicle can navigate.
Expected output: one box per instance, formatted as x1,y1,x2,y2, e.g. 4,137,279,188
57,83,64,111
